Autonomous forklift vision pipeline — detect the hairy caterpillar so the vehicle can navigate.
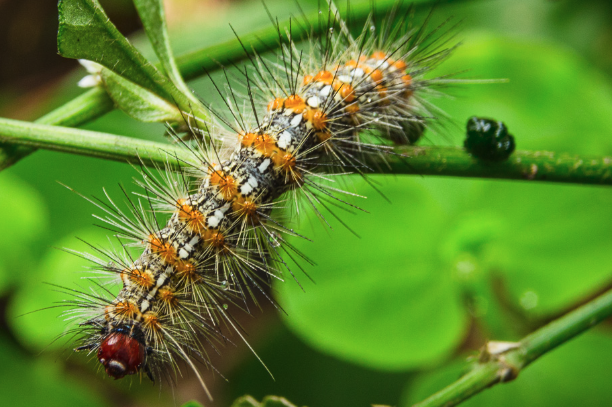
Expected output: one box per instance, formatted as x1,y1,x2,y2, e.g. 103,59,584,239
58,1,461,398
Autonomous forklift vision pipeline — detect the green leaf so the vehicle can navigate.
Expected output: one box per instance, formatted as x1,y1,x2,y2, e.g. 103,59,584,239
100,68,183,123
435,34,612,155
231,395,261,407
275,177,467,370
261,396,299,407
403,331,612,407
133,0,200,106
435,34,612,316
475,182,612,317
0,336,109,407
0,173,48,294
230,395,300,407
8,228,114,350
180,401,205,407
57,0,170,99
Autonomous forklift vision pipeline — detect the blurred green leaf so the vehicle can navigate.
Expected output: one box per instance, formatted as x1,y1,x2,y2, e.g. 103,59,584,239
474,182,612,317
228,325,410,407
435,34,612,316
230,395,300,407
133,0,199,105
436,34,612,155
403,330,612,406
181,401,205,407
275,177,467,370
101,68,183,123
0,335,108,407
58,0,170,99
231,396,260,407
0,174,48,294
8,228,116,351
261,396,300,407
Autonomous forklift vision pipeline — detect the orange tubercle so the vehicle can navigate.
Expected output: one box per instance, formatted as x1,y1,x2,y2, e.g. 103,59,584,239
313,70,334,85
345,103,360,114
253,133,278,157
394,60,407,70
177,199,206,235
316,131,332,142
272,151,297,172
302,75,313,85
304,109,327,131
148,235,177,264
240,132,256,147
157,287,179,308
203,229,226,249
232,195,259,219
284,95,307,113
175,260,200,283
371,51,387,60
142,312,161,331
339,83,356,102
377,86,390,105
209,171,238,201
114,301,139,320
267,97,285,111
129,268,155,289
370,69,383,85
209,169,224,185
175,259,196,273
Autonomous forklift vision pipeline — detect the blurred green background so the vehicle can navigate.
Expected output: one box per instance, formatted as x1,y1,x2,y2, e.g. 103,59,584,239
1,0,612,406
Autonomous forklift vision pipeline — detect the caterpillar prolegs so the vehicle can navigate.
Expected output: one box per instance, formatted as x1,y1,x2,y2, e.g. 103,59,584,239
63,2,460,396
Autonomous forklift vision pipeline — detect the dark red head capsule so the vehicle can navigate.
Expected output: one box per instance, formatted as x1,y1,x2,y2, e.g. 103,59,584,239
97,332,145,379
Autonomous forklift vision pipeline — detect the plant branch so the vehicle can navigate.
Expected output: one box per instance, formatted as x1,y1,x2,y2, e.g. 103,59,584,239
1,117,610,186
0,0,464,171
393,146,612,185
412,287,612,407
0,117,183,168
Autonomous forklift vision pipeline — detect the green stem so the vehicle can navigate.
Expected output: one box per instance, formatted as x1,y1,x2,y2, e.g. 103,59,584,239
412,287,612,407
0,0,462,171
2,117,611,186
0,88,114,170
393,146,612,185
0,117,183,168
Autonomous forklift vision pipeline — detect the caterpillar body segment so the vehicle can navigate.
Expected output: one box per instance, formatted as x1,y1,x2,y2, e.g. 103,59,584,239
64,4,461,395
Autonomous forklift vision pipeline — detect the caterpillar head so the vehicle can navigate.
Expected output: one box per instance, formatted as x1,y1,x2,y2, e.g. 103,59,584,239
97,326,146,379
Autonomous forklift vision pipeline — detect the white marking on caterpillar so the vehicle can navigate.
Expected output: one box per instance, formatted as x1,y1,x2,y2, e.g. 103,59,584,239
352,68,365,77
259,158,271,173
307,96,321,108
338,74,352,83
241,182,254,195
320,85,332,97
208,211,224,228
290,114,303,127
277,131,292,149
247,175,258,188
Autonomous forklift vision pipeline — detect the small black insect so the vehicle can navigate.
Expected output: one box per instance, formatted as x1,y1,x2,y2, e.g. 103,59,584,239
464,117,515,162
